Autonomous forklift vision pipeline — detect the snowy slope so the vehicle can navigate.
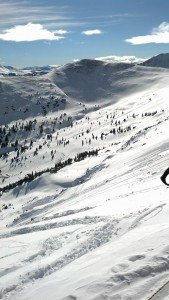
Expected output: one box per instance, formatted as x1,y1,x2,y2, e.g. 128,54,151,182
142,53,169,69
1,61,167,125
0,66,10,75
0,65,24,76
0,59,169,300
0,74,67,125
0,65,54,76
48,60,168,102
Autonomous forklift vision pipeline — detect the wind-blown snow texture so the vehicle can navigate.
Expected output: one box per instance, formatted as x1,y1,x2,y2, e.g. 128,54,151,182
0,58,169,300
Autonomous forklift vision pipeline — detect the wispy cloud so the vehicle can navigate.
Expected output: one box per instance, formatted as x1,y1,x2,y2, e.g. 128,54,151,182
0,0,85,30
96,55,147,64
126,22,169,44
0,23,64,42
53,29,69,35
82,29,102,36
0,1,138,33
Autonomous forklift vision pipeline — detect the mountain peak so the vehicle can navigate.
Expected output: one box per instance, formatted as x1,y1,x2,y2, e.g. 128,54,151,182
142,53,169,68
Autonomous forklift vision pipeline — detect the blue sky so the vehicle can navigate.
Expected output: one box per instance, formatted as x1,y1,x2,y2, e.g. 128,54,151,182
0,0,169,67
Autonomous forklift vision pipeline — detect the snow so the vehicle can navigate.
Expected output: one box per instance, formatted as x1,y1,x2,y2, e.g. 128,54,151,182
0,66,11,75
0,59,169,299
149,281,169,300
142,53,169,69
49,60,169,102
0,65,57,76
22,65,59,75
0,65,25,76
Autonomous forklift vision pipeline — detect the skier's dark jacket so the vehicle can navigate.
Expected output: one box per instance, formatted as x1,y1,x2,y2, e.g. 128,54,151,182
161,168,169,186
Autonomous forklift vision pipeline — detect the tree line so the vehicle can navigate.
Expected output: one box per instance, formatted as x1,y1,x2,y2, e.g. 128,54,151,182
0,149,99,196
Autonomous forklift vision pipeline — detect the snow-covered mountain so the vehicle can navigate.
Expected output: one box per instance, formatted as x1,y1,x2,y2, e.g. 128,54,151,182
0,59,167,125
0,65,19,75
0,65,26,76
48,59,166,102
22,65,59,75
0,65,59,76
1,57,169,300
0,65,10,75
142,53,169,69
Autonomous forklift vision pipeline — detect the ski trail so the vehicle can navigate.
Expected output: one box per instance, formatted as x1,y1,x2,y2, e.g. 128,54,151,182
130,204,166,230
148,280,169,300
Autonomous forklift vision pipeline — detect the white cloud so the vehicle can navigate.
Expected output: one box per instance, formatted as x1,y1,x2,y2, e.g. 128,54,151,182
53,29,68,35
82,29,102,36
96,55,147,64
0,23,65,42
126,22,169,44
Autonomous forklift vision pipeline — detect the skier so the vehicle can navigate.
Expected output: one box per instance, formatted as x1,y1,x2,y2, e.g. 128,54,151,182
161,168,169,186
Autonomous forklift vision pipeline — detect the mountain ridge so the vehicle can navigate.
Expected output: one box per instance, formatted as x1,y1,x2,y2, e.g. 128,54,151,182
141,53,169,68
1,53,169,77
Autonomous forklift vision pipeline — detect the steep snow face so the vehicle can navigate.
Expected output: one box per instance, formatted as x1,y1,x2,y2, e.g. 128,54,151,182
142,53,169,69
0,62,169,300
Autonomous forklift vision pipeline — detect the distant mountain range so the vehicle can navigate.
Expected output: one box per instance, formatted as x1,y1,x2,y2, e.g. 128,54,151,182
0,65,59,76
0,65,23,75
0,53,169,76
22,65,60,74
